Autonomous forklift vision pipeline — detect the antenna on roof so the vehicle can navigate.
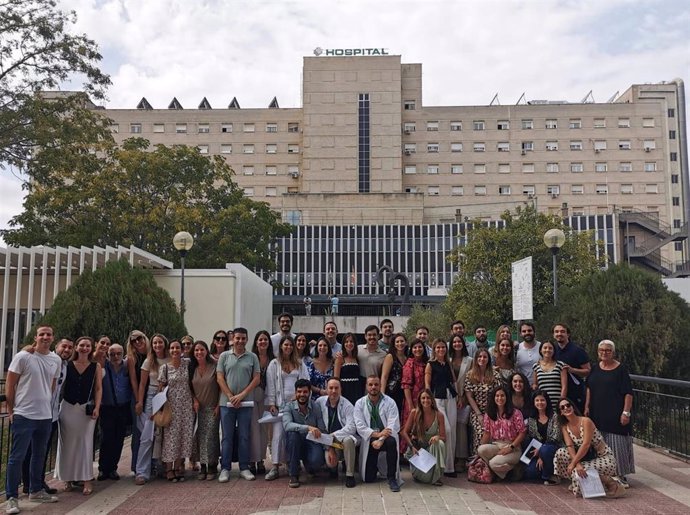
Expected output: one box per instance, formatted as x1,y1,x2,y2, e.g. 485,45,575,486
136,97,153,110
580,90,594,103
198,97,212,109
268,96,279,108
168,97,183,109
606,90,619,103
489,93,500,106
516,92,526,105
228,97,240,109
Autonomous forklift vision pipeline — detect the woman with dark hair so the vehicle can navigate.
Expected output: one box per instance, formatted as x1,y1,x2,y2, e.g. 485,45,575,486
209,330,229,361
401,389,446,485
493,338,516,381
402,339,429,432
450,333,472,471
249,330,274,475
380,333,408,416
333,333,362,405
554,398,624,497
508,372,533,418
532,340,567,410
524,390,562,484
294,333,311,364
307,337,334,399
189,340,220,480
55,336,102,495
477,385,526,480
464,348,501,454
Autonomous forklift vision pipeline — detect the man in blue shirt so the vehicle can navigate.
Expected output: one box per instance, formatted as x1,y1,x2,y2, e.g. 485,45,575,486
283,379,326,488
552,323,591,411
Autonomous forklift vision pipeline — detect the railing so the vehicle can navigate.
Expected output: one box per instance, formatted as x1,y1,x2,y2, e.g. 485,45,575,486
631,375,690,460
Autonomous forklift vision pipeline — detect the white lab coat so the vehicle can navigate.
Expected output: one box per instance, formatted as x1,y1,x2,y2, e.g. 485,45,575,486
354,394,401,481
315,396,360,446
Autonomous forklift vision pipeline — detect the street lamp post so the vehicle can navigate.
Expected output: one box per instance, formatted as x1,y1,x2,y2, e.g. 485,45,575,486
173,231,194,322
543,228,566,305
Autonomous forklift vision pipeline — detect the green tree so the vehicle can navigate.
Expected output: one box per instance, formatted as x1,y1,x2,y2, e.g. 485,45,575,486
402,304,454,343
538,264,690,379
0,0,112,170
2,138,292,270
446,206,605,328
26,260,186,344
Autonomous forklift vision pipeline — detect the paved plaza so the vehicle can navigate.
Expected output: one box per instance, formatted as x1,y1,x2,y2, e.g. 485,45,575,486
8,443,690,514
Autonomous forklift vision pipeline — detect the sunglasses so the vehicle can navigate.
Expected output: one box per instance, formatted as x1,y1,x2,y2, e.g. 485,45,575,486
559,403,572,411
130,337,141,344
214,336,228,341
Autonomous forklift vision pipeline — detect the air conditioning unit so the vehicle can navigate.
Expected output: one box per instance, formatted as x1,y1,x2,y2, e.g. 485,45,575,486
290,171,300,178
404,150,412,156
551,193,559,199
644,147,651,152
521,150,526,156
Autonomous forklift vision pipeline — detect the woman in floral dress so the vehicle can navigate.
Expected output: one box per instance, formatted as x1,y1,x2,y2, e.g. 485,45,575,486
464,348,501,454
402,339,429,431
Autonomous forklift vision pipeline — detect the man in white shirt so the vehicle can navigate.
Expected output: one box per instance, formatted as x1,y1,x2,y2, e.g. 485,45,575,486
515,322,540,383
271,313,296,356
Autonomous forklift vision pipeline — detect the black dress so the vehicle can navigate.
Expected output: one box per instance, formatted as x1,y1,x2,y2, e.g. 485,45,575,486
386,357,405,415
587,362,633,436
339,361,363,405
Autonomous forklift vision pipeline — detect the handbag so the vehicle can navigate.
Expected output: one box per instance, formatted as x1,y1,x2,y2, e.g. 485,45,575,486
84,363,96,416
467,455,494,484
153,365,172,428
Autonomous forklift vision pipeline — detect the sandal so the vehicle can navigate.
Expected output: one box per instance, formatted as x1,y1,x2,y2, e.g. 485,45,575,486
82,486,93,496
64,481,75,492
166,470,178,483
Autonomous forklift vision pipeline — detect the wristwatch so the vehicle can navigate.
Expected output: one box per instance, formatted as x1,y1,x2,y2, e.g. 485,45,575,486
509,444,515,450
622,411,631,417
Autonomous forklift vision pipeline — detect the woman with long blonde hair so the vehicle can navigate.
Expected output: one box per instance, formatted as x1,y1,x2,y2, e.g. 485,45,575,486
464,348,501,454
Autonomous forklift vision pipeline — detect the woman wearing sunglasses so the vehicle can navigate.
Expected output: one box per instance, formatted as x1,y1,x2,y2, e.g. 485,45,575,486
210,330,229,361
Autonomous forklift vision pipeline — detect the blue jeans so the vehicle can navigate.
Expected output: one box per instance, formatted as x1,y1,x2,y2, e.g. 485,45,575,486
220,406,252,471
286,431,325,477
524,443,558,481
130,397,141,472
6,416,52,499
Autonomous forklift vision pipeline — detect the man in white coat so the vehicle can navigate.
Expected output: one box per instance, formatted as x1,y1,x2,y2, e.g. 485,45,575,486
315,378,359,488
354,375,401,492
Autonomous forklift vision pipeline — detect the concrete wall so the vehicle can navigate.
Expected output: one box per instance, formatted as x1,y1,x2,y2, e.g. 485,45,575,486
662,278,690,304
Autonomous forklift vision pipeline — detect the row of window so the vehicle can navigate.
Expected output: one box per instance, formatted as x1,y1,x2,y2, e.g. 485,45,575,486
403,139,659,153
403,161,660,174
119,122,300,134
240,165,300,176
197,143,300,155
403,183,662,196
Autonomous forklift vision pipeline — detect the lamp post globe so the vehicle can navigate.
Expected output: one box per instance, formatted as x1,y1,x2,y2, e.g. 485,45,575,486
173,231,194,322
544,228,565,306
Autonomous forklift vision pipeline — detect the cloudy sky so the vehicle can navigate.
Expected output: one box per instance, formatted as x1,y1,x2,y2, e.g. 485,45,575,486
1,0,689,240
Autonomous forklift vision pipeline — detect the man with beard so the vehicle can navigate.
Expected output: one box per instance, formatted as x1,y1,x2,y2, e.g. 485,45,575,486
450,320,476,357
515,322,540,383
323,321,342,354
354,375,401,492
271,313,296,356
378,319,394,352
283,379,326,488
553,323,591,411
415,326,433,357
473,325,494,352
358,325,386,379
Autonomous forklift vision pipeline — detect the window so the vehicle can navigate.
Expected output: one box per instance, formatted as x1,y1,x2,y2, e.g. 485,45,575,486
521,119,533,129
220,144,232,154
618,140,631,150
265,187,277,197
621,184,634,194
243,144,254,154
545,141,558,151
285,210,301,225
497,120,510,130
221,123,233,133
403,100,416,110
545,119,558,129
243,166,254,175
671,152,678,161
198,123,210,133
618,118,630,128
451,186,464,196
474,185,487,196
427,143,439,153
596,184,608,194
676,242,684,251
130,123,142,133
546,162,559,173
521,141,534,152
522,185,535,195
426,121,439,131
427,165,439,174
572,209,585,216
243,123,255,133
672,174,679,183
569,119,582,129
403,122,416,133
288,122,299,132
450,164,463,174
110,124,119,133
427,186,440,196
474,164,486,174
593,118,606,129
670,130,676,139
473,120,485,130
244,187,254,197
646,184,658,194
571,184,584,195
288,144,299,154
642,118,655,128
668,108,675,117
570,140,583,151
473,142,485,152
288,165,299,177
547,185,560,195
450,142,463,152
404,143,416,154
595,162,608,172
497,142,510,152
450,121,462,131
570,162,584,173
619,162,633,172
405,187,418,193
644,162,657,172
175,123,187,134
266,123,278,133
266,144,277,154
265,166,277,176
673,197,680,206
404,165,416,174
522,163,535,173
153,123,165,133
498,185,511,195
198,145,209,154
498,163,511,174
643,140,656,150
594,140,607,151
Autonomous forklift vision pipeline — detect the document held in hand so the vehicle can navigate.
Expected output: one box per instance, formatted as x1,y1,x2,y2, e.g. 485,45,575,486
520,438,542,465
578,469,606,499
408,448,436,474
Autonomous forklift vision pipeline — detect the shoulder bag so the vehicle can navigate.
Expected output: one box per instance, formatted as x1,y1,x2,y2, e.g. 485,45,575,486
467,455,494,484
153,364,172,428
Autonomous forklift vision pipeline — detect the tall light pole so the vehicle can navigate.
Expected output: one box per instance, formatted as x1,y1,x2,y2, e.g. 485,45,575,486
543,228,566,305
173,231,194,323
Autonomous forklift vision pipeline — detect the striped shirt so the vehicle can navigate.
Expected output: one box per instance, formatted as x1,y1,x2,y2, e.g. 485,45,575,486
532,360,565,409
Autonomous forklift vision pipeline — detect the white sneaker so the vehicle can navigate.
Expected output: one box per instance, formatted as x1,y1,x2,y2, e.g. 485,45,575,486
28,491,58,503
5,498,19,514
265,467,279,481
218,469,231,483
240,469,255,481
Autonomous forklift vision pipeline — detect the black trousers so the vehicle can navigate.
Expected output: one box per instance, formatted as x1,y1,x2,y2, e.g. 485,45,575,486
22,420,57,490
364,436,397,482
98,404,130,473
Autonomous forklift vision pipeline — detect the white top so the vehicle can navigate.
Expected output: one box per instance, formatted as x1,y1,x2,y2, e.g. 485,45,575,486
516,341,541,382
9,350,61,420
271,332,296,357
141,356,171,387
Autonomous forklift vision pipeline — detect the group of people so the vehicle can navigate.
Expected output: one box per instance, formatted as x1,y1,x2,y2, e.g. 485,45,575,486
3,317,634,514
